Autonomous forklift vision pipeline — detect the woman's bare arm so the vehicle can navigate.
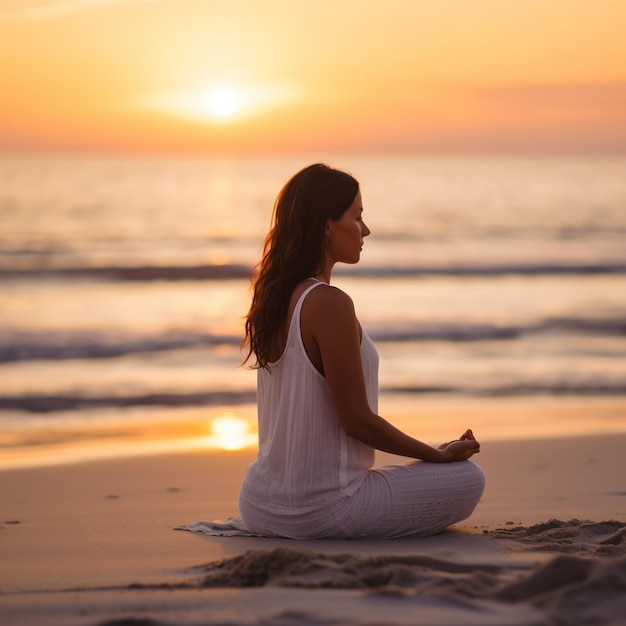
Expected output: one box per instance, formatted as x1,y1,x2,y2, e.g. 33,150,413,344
302,286,479,463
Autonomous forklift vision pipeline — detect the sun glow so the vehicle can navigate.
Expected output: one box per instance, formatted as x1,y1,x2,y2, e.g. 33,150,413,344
207,412,256,451
142,82,302,125
209,88,238,119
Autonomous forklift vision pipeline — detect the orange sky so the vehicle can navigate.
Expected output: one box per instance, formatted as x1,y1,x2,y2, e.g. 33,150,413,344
1,0,625,155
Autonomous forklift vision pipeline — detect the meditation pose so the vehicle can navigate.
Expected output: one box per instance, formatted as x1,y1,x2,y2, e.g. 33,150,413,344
236,164,485,538
186,164,484,539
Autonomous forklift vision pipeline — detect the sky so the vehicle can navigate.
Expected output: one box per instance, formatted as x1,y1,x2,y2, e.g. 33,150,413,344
1,0,625,155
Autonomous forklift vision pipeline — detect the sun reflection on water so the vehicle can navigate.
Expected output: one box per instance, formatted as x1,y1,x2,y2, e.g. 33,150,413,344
207,412,256,451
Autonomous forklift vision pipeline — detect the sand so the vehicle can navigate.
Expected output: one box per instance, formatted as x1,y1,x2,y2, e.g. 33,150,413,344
1,434,625,625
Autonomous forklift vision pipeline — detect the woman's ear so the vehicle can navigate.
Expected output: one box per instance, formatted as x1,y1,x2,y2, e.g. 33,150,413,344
324,219,333,237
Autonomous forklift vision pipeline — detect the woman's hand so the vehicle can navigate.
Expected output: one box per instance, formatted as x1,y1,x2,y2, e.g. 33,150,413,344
437,429,480,462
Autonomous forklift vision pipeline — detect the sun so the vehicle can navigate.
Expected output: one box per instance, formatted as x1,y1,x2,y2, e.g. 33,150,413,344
209,87,238,120
143,81,302,125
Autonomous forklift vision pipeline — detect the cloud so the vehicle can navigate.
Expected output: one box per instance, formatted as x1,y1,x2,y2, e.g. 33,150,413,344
2,0,169,23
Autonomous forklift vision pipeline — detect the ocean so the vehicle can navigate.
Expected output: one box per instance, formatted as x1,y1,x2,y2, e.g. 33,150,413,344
1,153,625,467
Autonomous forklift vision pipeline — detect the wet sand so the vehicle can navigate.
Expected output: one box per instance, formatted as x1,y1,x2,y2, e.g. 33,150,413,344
1,434,624,625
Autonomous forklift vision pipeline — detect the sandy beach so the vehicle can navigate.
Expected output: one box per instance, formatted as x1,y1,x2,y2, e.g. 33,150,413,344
1,433,625,626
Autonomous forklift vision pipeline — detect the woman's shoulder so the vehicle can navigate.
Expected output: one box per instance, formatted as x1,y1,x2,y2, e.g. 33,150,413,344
301,282,356,318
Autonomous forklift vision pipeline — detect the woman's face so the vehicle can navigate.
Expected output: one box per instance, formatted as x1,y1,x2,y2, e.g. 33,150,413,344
325,190,371,265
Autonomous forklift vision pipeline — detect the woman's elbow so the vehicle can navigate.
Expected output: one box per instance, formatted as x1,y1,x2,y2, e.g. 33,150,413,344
342,422,362,440
340,413,374,442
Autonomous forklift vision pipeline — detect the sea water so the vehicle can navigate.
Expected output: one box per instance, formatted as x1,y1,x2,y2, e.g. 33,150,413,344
1,154,625,466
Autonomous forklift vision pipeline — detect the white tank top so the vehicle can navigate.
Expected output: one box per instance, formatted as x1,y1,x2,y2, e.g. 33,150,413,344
241,281,378,514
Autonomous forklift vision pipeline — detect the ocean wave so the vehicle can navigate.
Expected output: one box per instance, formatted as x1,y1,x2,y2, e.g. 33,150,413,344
384,381,626,397
0,390,257,413
0,331,241,363
1,316,624,363
370,317,626,342
0,263,252,281
2,380,625,413
343,261,626,277
1,260,626,281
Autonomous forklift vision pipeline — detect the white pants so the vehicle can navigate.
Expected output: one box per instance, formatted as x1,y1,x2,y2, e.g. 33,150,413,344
239,460,485,539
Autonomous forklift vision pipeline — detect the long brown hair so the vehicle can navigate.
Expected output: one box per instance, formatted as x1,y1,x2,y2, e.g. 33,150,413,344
243,163,359,369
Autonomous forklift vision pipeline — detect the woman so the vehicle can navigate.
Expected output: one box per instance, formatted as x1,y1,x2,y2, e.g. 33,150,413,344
235,163,485,539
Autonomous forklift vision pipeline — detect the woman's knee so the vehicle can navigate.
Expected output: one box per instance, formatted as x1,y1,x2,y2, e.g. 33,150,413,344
468,461,486,493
